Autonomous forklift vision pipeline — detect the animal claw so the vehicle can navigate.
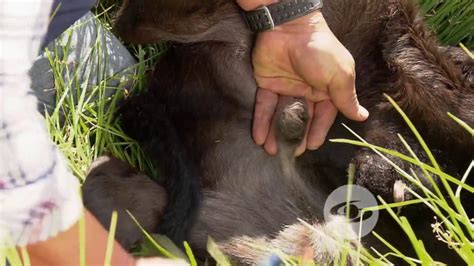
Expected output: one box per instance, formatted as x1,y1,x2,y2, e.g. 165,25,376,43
393,180,406,203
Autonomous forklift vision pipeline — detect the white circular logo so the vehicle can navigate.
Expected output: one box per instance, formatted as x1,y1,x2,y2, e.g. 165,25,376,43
324,185,379,237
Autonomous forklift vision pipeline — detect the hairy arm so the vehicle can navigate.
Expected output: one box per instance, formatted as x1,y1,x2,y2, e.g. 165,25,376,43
236,0,368,155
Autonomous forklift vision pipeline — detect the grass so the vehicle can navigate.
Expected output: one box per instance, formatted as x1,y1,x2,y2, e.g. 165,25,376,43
1,0,473,265
419,0,474,49
43,11,167,181
332,95,474,265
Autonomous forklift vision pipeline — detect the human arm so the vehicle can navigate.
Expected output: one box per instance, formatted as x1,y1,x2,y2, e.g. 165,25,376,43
236,0,369,155
24,210,134,265
25,210,188,265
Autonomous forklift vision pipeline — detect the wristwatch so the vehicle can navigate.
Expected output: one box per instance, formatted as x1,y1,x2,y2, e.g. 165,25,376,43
242,0,324,32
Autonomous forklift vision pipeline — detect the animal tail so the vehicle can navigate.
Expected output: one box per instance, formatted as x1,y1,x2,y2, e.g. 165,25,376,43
120,95,201,245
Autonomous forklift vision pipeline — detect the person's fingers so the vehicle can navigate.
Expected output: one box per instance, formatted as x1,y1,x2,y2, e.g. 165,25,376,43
264,117,279,155
253,88,278,145
328,72,369,122
295,100,315,156
307,100,338,150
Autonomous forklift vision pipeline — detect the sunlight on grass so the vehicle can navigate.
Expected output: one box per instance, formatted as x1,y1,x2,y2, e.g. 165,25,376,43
207,237,232,266
43,15,165,182
419,0,474,48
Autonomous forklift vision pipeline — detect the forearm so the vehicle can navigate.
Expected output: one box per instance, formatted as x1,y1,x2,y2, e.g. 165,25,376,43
25,210,134,266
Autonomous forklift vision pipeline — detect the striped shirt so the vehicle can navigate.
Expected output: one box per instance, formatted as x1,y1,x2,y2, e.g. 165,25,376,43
0,0,83,246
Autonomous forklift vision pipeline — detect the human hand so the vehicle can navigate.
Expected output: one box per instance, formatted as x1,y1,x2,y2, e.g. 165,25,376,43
250,10,369,155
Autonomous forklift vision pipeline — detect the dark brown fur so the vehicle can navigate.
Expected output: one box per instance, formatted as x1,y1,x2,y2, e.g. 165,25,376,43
83,156,167,249
83,0,473,264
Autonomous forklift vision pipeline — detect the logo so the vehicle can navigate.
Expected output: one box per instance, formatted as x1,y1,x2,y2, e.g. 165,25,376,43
324,185,378,237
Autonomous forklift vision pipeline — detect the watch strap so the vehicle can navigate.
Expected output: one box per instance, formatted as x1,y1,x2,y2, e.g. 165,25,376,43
243,0,323,32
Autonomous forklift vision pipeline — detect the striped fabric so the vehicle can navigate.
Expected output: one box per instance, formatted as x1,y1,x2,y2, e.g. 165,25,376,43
0,0,83,246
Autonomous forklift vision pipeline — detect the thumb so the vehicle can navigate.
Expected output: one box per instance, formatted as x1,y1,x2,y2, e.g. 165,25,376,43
328,76,368,121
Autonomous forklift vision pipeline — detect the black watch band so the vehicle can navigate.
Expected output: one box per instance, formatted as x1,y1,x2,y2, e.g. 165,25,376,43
243,0,323,32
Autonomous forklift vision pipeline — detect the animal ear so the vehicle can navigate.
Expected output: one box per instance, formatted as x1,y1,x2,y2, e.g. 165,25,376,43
114,0,164,44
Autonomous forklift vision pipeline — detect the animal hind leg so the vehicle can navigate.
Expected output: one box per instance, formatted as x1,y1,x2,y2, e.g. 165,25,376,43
352,112,437,204
83,155,167,250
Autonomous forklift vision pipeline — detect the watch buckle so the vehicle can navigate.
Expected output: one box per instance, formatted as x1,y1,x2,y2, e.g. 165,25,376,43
257,5,275,30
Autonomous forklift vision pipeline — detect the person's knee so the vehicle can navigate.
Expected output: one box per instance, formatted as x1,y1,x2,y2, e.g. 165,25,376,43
43,0,97,46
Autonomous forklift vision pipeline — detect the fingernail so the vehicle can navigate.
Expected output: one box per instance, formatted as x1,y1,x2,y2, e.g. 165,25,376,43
295,147,305,157
253,133,266,146
307,145,320,151
265,145,278,156
359,106,369,119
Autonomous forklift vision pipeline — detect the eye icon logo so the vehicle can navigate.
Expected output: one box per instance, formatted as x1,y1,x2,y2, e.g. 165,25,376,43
324,185,379,237
329,200,375,223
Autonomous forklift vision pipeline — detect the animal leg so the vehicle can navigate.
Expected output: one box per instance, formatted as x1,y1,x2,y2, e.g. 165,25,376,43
83,155,167,250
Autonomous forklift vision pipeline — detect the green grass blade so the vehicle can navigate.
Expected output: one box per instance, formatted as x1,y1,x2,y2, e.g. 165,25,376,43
206,237,232,266
371,231,416,265
456,161,473,198
126,210,176,259
448,113,474,136
19,248,30,266
104,211,118,266
184,242,198,266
